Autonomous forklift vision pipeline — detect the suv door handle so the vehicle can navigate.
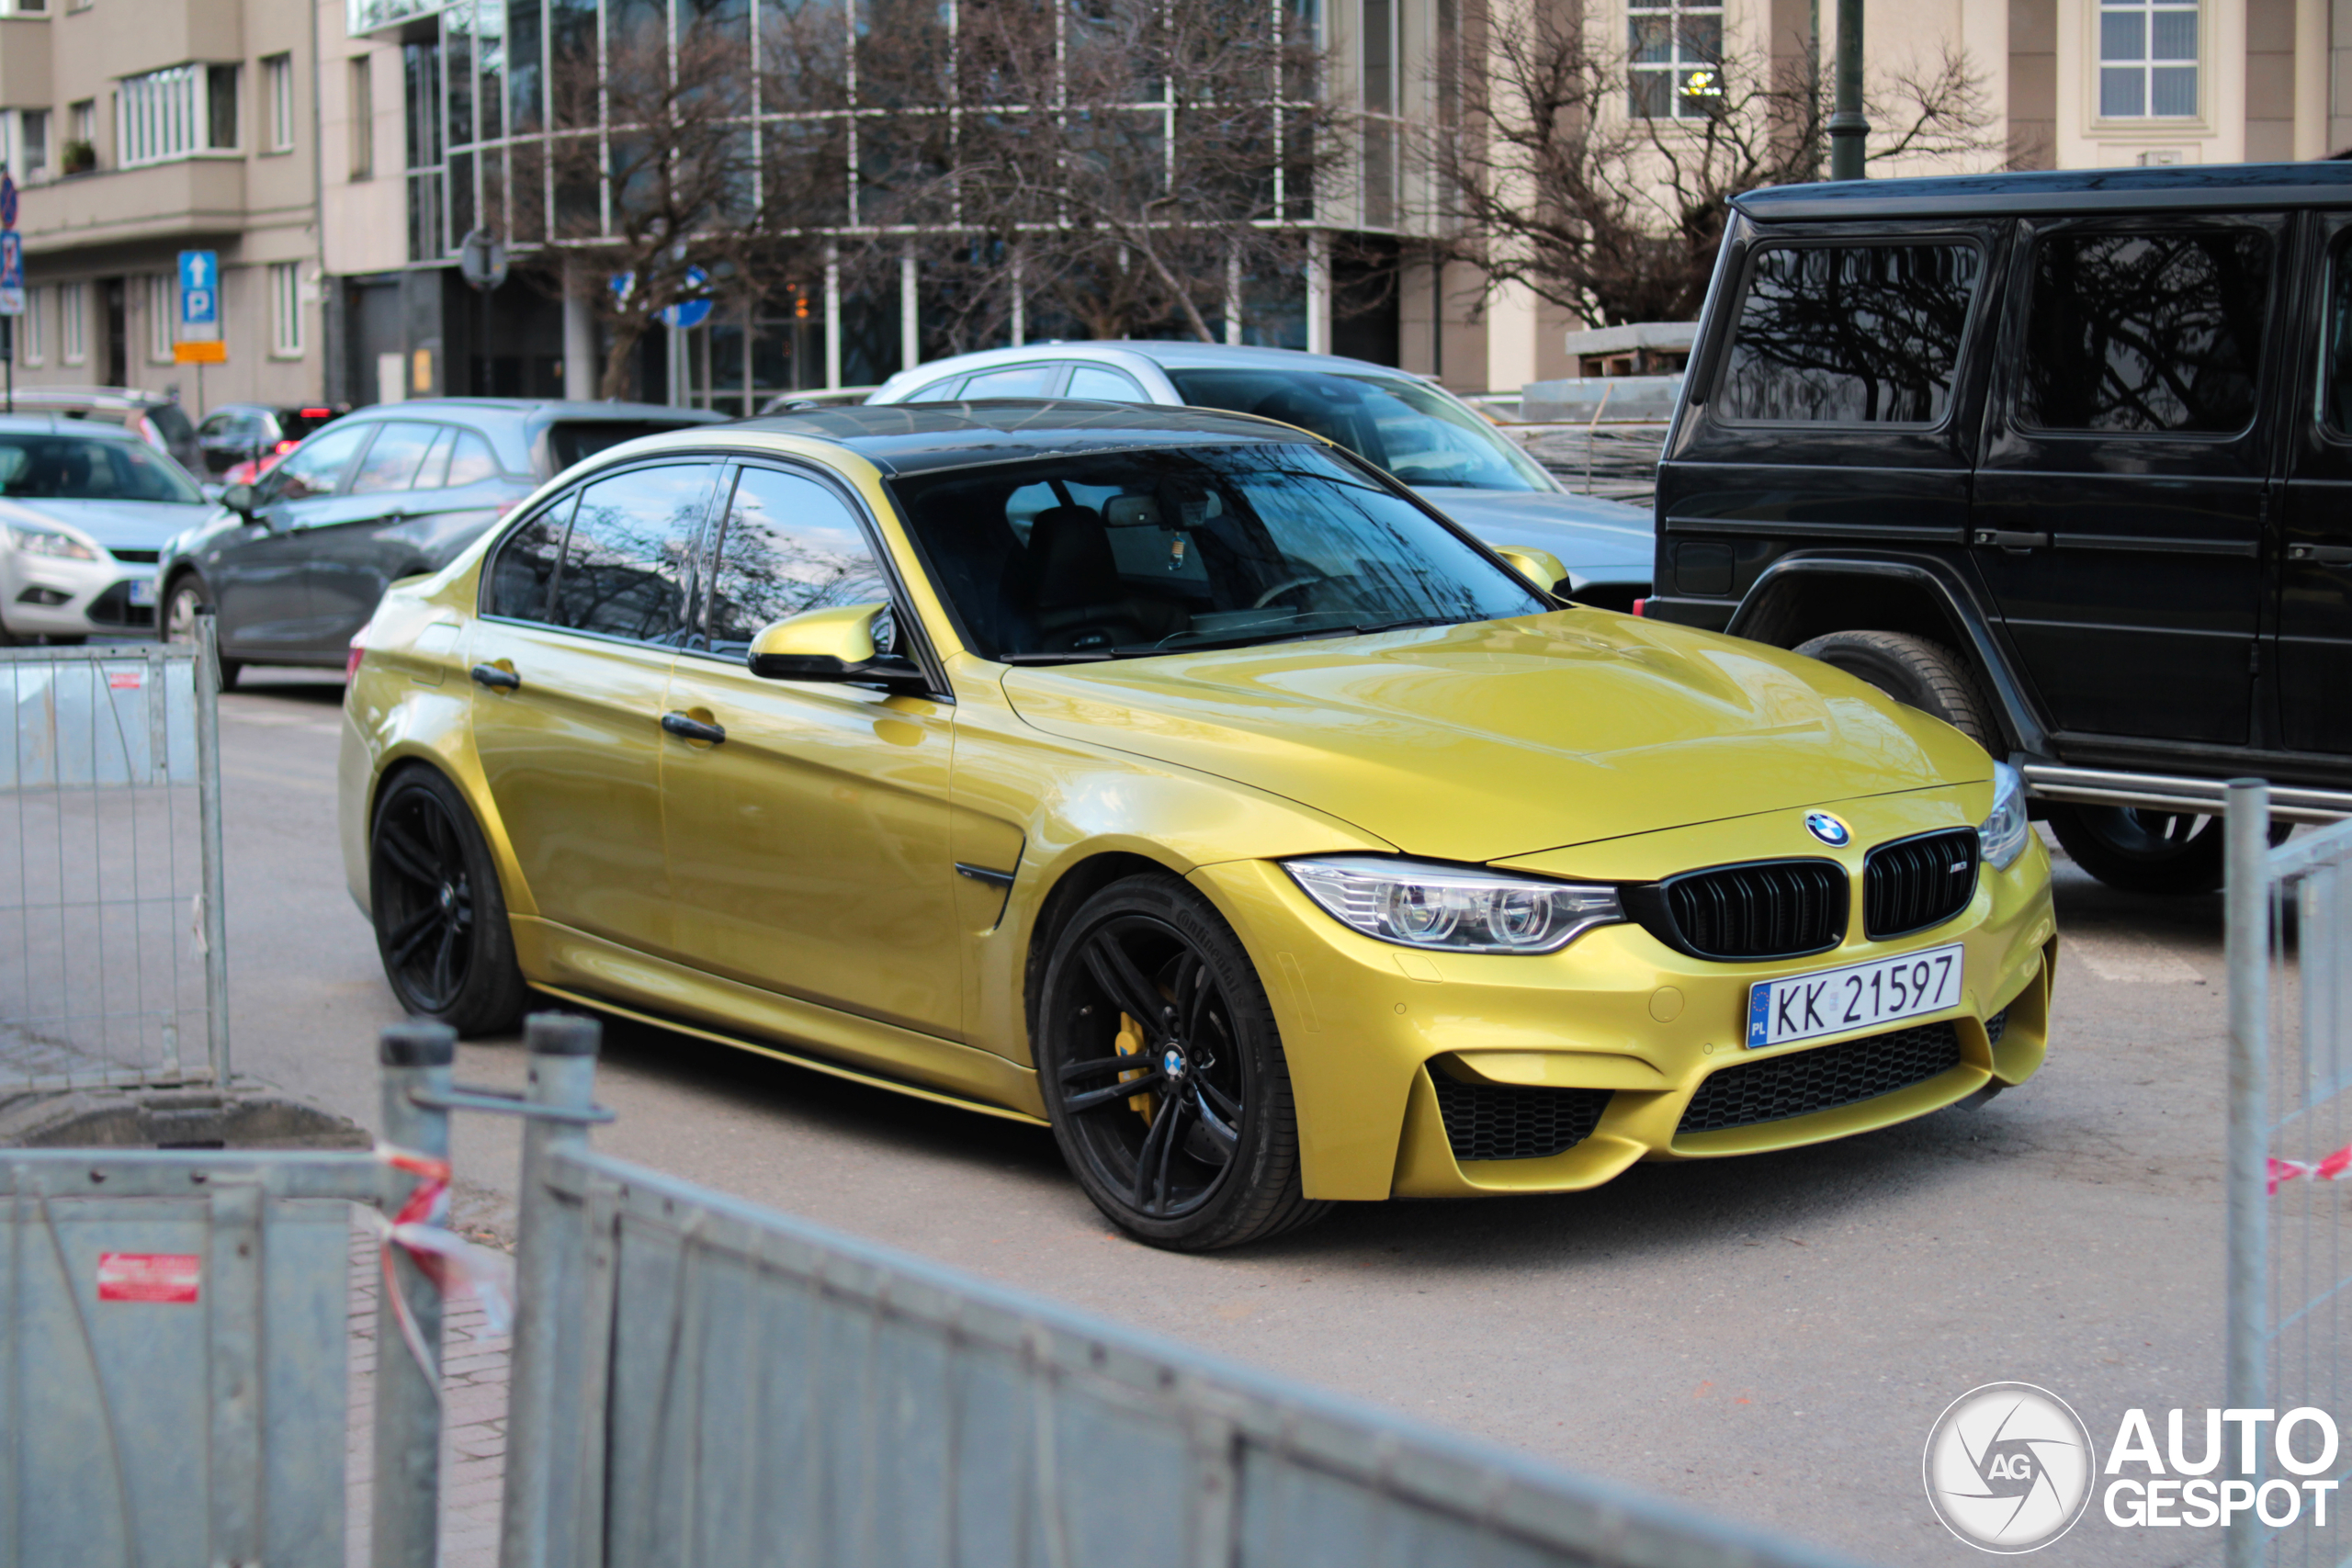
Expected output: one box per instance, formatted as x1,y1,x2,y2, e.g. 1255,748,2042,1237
1973,529,2051,551
2288,544,2352,565
660,711,726,744
469,663,521,692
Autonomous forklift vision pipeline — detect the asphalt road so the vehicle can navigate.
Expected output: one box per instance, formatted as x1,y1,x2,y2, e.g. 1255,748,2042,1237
224,667,2235,1567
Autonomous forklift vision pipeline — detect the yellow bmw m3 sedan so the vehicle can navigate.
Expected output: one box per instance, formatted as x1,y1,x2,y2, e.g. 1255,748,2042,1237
338,402,2055,1250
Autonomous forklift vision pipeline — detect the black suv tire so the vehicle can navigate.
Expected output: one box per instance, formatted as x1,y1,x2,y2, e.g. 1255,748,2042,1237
1792,630,1996,751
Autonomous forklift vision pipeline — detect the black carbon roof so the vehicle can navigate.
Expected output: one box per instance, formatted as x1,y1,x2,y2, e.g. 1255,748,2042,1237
726,399,1304,474
1734,161,2352,221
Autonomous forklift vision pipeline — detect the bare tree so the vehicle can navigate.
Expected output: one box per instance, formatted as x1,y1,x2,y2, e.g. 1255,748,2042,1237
1430,12,1999,327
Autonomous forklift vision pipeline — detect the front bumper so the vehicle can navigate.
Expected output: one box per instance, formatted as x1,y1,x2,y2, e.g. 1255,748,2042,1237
0,548,158,635
1192,796,2056,1201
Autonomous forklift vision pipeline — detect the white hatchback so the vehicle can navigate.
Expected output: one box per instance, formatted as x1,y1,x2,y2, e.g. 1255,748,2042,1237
0,418,213,643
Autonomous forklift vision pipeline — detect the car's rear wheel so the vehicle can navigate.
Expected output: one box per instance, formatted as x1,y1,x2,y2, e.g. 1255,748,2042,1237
369,767,527,1034
1035,874,1329,1250
2044,806,2287,896
164,577,241,688
1792,629,1996,751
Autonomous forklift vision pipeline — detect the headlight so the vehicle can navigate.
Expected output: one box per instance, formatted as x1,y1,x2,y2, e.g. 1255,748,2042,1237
1978,761,2030,871
6,524,97,560
1283,855,1623,954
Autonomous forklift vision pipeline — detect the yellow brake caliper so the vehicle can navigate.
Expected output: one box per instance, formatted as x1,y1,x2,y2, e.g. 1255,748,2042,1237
1117,1012,1156,1123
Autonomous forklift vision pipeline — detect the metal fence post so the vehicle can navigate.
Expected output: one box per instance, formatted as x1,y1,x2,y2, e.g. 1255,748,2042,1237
2224,780,2269,1568
374,1021,456,1568
501,1012,603,1568
192,611,231,1086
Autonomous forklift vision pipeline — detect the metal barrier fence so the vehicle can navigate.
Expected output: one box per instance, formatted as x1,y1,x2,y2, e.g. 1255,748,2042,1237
497,1015,1867,1568
2227,783,2352,1568
0,1023,451,1568
0,620,227,1093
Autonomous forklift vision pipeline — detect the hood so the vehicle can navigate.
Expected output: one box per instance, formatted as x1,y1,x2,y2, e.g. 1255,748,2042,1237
1001,614,1990,864
0,498,211,553
1413,488,1654,581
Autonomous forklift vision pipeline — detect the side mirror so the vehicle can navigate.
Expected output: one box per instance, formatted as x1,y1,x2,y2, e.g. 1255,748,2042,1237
747,603,928,693
220,482,255,517
1493,546,1568,598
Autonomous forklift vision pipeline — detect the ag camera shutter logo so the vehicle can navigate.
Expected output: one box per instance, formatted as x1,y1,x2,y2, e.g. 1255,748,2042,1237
1923,1382,2095,1552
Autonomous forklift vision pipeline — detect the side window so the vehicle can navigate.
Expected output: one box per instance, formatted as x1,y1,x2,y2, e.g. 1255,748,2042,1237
259,422,372,502
1068,366,1148,401
1715,243,1982,424
2322,234,2352,435
2019,228,2272,434
444,432,500,486
412,428,456,491
347,422,442,493
962,364,1063,398
704,466,894,656
486,494,576,623
550,463,712,642
905,376,966,401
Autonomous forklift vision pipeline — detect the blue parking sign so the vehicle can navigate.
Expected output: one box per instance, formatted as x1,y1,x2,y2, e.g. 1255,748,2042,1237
178,251,219,330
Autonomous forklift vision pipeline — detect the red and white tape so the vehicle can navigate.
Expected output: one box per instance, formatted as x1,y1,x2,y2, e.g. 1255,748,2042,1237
2268,1145,2352,1195
371,1144,516,1387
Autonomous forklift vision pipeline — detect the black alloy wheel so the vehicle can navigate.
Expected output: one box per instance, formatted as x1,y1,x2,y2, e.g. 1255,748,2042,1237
2045,805,2289,896
369,768,526,1034
1036,874,1327,1250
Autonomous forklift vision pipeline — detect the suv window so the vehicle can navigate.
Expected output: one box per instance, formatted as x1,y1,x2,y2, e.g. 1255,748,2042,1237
2019,229,2271,434
704,467,894,656
348,422,442,494
260,423,371,502
549,463,713,642
1716,243,1982,424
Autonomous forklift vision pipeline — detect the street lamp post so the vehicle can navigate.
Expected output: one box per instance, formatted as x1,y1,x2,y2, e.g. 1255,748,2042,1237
1828,0,1868,180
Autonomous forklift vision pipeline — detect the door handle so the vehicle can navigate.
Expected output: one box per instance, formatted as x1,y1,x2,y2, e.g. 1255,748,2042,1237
2288,544,2352,566
469,663,520,692
1973,529,2051,552
660,711,726,744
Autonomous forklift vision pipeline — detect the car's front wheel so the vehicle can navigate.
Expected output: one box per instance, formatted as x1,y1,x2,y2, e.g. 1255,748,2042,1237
163,577,241,689
369,766,527,1034
1035,874,1329,1250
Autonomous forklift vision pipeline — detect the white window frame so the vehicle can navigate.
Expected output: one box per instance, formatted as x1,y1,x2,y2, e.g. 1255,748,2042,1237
60,282,86,366
116,63,241,168
18,109,47,180
146,273,175,363
20,286,44,365
268,261,303,357
1628,0,1726,120
264,53,295,152
2097,0,2201,121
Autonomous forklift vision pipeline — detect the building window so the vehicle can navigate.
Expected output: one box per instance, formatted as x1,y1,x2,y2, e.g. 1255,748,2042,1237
348,58,373,180
20,287,43,365
2099,0,2198,118
64,99,95,174
268,261,302,355
264,54,295,150
20,109,47,178
117,66,240,165
1630,0,1724,118
146,273,174,361
60,282,85,364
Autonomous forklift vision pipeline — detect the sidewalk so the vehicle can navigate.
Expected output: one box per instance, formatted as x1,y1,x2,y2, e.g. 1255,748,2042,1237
345,1224,513,1568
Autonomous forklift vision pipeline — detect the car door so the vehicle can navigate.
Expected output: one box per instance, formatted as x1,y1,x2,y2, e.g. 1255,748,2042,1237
209,420,374,656
1970,213,2285,747
307,423,515,648
660,460,966,1041
2276,215,2352,756
468,459,717,957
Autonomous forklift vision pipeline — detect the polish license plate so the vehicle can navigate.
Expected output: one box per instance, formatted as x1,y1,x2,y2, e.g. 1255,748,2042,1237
1746,943,1963,1050
127,576,156,607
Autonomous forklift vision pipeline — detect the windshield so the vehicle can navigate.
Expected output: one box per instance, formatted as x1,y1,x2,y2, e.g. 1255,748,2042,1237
0,435,203,503
1165,369,1555,491
891,443,1547,661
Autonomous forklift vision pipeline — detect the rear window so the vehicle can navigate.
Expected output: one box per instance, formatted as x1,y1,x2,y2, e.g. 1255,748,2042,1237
544,421,698,475
2018,228,2271,435
1716,243,1982,425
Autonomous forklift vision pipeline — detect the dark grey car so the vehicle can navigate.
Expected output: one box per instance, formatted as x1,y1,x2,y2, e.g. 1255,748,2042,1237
157,399,724,682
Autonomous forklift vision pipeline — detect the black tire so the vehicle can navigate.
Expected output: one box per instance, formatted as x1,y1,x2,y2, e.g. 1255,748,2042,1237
164,577,241,688
368,767,528,1035
2045,806,2289,896
1792,629,1996,751
1035,874,1329,1251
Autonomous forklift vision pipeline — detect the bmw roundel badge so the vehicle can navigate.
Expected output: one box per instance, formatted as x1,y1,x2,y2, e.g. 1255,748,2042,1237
1804,811,1851,847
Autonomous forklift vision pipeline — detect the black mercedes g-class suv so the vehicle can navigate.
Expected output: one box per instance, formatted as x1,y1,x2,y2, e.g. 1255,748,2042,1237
1648,163,2352,893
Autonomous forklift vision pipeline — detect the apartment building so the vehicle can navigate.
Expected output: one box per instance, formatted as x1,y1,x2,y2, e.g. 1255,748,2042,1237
0,0,325,413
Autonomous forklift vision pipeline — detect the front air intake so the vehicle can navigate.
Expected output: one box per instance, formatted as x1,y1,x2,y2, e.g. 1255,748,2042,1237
1429,1074,1611,1161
